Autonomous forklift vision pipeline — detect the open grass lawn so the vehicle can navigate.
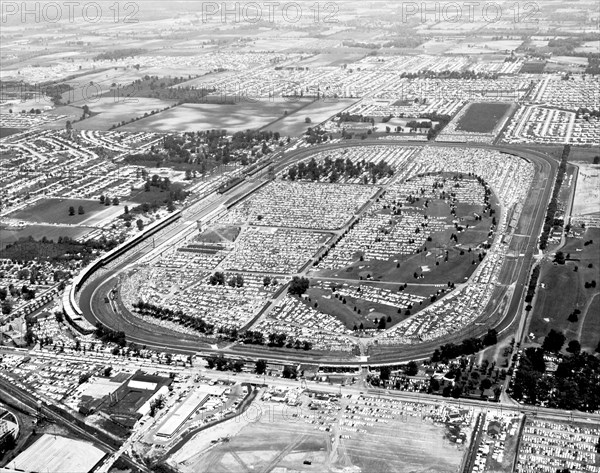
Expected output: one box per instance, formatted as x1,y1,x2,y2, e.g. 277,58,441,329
314,196,492,286
128,182,186,204
196,226,241,244
456,103,512,133
569,147,600,163
9,198,115,225
529,228,600,351
304,287,398,329
371,249,480,284
580,293,600,351
304,285,439,330
0,127,21,138
519,62,546,73
316,242,485,286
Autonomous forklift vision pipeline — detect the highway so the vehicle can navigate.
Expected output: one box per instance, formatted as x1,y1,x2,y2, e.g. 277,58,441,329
76,140,558,367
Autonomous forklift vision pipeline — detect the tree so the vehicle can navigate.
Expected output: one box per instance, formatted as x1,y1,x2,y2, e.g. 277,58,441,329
1,300,12,315
112,197,120,205
79,372,92,384
0,432,16,455
100,195,105,204
78,205,85,215
305,117,312,123
288,276,310,296
566,340,581,354
255,359,267,375
405,361,419,376
380,366,391,381
282,365,297,379
377,317,386,330
483,328,497,346
68,206,75,216
542,329,566,353
554,251,565,264
24,327,34,345
480,378,493,391
136,219,144,231
209,272,225,286
151,462,178,473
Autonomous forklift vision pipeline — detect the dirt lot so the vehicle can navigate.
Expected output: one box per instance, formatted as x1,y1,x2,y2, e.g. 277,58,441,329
572,163,600,218
170,392,467,473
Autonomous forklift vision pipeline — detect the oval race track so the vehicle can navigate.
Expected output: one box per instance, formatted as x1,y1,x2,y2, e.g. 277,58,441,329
76,141,558,366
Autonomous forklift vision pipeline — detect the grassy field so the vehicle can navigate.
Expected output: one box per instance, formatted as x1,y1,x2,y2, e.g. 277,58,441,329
303,284,439,329
9,198,122,225
119,99,313,133
196,226,241,244
528,228,600,351
580,293,600,351
0,127,21,138
456,103,512,133
313,204,493,286
569,147,600,163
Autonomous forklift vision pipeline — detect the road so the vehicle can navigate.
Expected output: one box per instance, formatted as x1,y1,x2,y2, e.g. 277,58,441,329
0,376,150,473
76,140,558,367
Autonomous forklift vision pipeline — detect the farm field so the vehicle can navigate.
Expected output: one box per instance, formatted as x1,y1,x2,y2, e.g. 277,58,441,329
262,98,359,136
456,102,512,133
71,98,177,131
119,99,314,133
8,198,124,226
